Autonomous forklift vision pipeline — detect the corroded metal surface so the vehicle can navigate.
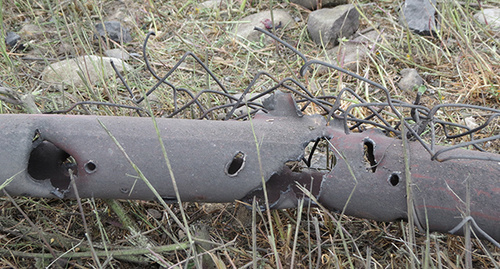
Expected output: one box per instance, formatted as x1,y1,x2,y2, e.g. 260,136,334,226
1,92,499,244
320,128,500,241
0,93,326,202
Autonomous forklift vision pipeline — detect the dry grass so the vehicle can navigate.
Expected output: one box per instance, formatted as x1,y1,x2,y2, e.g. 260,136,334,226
0,0,499,268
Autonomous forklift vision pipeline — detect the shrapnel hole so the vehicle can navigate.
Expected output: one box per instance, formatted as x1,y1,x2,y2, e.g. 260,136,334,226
84,161,97,173
363,139,377,172
161,196,178,203
28,140,76,190
32,129,41,142
291,137,334,172
226,151,246,176
389,173,400,186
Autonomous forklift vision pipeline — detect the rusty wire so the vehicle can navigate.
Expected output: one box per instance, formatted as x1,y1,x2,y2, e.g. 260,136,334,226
47,28,500,163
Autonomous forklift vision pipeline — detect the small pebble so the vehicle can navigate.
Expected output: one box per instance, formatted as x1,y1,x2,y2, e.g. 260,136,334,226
147,208,162,219
95,21,132,44
5,32,21,49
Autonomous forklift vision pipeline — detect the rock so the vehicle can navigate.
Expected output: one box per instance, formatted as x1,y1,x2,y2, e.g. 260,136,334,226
199,0,224,9
474,9,500,31
7,24,45,52
147,208,162,219
95,21,131,44
19,24,44,37
5,32,21,49
400,0,439,35
464,116,479,130
233,10,295,43
291,0,348,10
104,48,130,60
58,42,75,55
307,5,359,48
42,55,132,90
324,30,379,71
397,68,424,92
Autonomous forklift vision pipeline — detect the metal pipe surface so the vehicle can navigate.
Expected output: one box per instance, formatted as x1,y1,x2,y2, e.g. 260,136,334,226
0,92,498,243
320,128,500,241
0,93,327,202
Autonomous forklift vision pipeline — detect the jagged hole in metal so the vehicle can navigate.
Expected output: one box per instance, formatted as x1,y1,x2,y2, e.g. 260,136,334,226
292,137,335,172
389,172,400,186
226,151,246,176
243,166,324,210
27,140,75,190
32,129,41,142
363,139,377,173
244,137,334,209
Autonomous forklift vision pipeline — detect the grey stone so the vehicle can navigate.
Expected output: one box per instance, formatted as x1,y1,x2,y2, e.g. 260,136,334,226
199,0,224,9
324,30,379,71
58,42,75,55
19,24,44,37
104,48,130,60
464,116,479,130
233,10,295,43
147,208,162,219
400,0,438,35
5,32,21,48
291,0,348,10
95,21,131,44
397,68,424,92
474,9,500,31
42,55,132,90
307,5,359,48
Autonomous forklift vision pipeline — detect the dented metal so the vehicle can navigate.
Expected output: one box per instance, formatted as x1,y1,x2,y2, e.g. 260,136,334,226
0,93,327,202
0,92,499,244
320,128,500,241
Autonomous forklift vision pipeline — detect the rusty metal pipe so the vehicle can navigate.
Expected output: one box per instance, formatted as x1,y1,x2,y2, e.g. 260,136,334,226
0,93,499,243
0,93,327,202
320,128,500,242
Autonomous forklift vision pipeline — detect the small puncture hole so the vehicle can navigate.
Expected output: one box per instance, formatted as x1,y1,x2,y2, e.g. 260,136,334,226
389,173,400,186
226,151,246,176
32,129,41,142
161,196,178,203
84,161,97,173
